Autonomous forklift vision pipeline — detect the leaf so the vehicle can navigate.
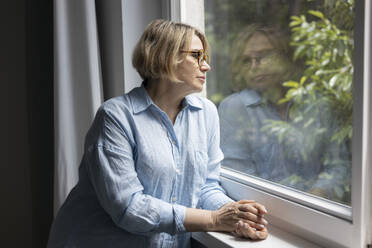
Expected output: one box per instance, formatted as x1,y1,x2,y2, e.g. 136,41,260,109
308,10,324,19
290,18,302,27
283,81,299,88
321,58,330,66
278,98,290,104
329,75,338,87
304,118,314,128
286,88,298,98
337,40,345,57
294,45,306,60
300,76,307,85
293,115,304,123
291,15,302,22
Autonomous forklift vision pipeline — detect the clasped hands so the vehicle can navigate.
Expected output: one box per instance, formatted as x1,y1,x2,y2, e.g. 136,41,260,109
212,200,268,240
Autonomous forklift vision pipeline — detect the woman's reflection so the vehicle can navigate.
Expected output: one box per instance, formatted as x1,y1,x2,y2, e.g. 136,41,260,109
218,24,303,182
218,24,350,203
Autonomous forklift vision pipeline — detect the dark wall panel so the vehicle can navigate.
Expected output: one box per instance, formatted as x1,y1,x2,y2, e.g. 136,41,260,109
0,0,53,247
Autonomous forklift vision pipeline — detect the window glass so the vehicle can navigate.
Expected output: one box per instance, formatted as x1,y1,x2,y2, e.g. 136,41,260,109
205,0,354,206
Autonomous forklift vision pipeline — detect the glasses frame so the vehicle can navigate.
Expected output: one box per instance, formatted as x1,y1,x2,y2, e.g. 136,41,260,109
241,49,281,70
180,50,209,68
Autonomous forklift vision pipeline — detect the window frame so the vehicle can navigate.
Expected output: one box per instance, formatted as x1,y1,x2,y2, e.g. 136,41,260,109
166,0,372,247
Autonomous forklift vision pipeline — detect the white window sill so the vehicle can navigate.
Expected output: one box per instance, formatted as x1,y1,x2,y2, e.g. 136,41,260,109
192,224,322,248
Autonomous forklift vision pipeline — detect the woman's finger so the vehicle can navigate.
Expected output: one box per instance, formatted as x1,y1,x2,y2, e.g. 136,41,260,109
237,199,255,204
238,211,268,225
234,221,243,237
232,222,240,237
240,219,265,230
241,223,258,240
238,204,258,215
255,227,268,240
252,202,268,215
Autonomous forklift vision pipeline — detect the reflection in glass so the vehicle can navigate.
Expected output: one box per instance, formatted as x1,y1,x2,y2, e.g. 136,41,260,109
205,0,353,205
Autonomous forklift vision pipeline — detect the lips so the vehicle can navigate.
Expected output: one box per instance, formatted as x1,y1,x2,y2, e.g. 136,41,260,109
197,76,206,80
252,74,273,82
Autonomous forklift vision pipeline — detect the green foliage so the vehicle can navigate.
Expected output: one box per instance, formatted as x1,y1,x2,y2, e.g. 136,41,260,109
263,0,354,205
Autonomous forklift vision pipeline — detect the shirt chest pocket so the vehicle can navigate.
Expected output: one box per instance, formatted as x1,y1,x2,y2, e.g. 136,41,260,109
193,150,209,184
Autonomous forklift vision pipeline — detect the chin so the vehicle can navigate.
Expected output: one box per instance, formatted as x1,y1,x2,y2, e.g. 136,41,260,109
194,85,204,92
187,82,203,93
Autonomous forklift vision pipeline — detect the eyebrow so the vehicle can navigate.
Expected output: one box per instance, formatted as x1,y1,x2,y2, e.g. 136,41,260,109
243,48,276,56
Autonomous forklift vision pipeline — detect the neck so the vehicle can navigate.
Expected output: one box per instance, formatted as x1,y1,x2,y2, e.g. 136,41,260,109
260,86,288,121
144,78,189,123
260,85,286,105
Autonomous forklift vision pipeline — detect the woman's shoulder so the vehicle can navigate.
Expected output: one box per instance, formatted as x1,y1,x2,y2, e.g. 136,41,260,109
218,91,243,112
99,86,144,118
186,94,217,113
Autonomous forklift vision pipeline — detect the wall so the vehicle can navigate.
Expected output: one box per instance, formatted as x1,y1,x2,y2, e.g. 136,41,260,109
123,0,162,92
0,0,162,247
1,0,54,247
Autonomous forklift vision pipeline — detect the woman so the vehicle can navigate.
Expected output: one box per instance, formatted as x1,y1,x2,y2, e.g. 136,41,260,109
48,19,268,248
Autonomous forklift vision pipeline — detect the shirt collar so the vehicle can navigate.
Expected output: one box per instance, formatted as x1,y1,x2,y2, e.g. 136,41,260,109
132,83,203,114
132,84,153,114
238,89,262,107
184,95,203,110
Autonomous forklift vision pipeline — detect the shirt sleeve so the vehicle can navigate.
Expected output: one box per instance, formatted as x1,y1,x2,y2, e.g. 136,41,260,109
197,102,234,210
85,107,187,236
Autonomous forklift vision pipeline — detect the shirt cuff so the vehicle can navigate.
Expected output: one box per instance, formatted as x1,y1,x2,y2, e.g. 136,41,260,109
173,204,187,233
158,203,187,234
203,191,234,210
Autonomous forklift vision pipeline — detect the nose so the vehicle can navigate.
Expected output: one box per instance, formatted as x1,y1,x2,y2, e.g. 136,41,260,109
250,57,260,69
200,60,211,72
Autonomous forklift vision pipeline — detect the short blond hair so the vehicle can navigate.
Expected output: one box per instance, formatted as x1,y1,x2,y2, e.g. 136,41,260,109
132,19,209,82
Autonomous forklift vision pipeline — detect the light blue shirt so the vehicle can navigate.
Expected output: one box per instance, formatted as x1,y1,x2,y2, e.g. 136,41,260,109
48,85,233,248
218,89,296,182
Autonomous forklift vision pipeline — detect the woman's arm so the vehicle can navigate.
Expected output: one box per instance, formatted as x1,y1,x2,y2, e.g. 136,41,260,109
85,107,186,236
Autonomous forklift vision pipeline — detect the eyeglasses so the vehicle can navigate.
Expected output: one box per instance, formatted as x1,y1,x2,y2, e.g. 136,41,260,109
180,50,209,68
242,50,280,69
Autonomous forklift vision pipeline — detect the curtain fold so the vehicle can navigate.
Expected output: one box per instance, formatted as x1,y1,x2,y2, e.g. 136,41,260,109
53,0,125,214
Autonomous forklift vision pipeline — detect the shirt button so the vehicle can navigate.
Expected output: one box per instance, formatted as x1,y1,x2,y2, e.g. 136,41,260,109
172,197,177,202
176,169,180,174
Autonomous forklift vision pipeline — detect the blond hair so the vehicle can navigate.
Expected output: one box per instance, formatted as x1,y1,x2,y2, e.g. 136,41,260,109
132,19,209,82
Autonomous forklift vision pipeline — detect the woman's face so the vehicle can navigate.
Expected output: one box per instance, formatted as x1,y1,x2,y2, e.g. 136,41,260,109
240,32,289,92
175,34,211,93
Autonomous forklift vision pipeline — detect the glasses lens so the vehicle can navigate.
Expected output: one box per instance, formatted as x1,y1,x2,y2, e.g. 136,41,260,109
199,51,207,66
199,51,203,65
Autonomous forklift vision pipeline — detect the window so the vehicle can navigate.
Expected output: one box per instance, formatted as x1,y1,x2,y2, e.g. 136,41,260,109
167,0,371,247
206,0,353,207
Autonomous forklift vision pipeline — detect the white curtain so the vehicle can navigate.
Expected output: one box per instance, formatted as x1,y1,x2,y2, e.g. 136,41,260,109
53,0,125,215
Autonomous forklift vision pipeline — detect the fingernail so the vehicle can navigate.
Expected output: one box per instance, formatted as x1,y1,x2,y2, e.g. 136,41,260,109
258,224,264,229
244,223,248,229
263,219,268,225
263,207,268,213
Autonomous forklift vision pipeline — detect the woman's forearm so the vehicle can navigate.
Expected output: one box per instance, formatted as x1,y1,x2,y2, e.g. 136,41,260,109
184,208,216,232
